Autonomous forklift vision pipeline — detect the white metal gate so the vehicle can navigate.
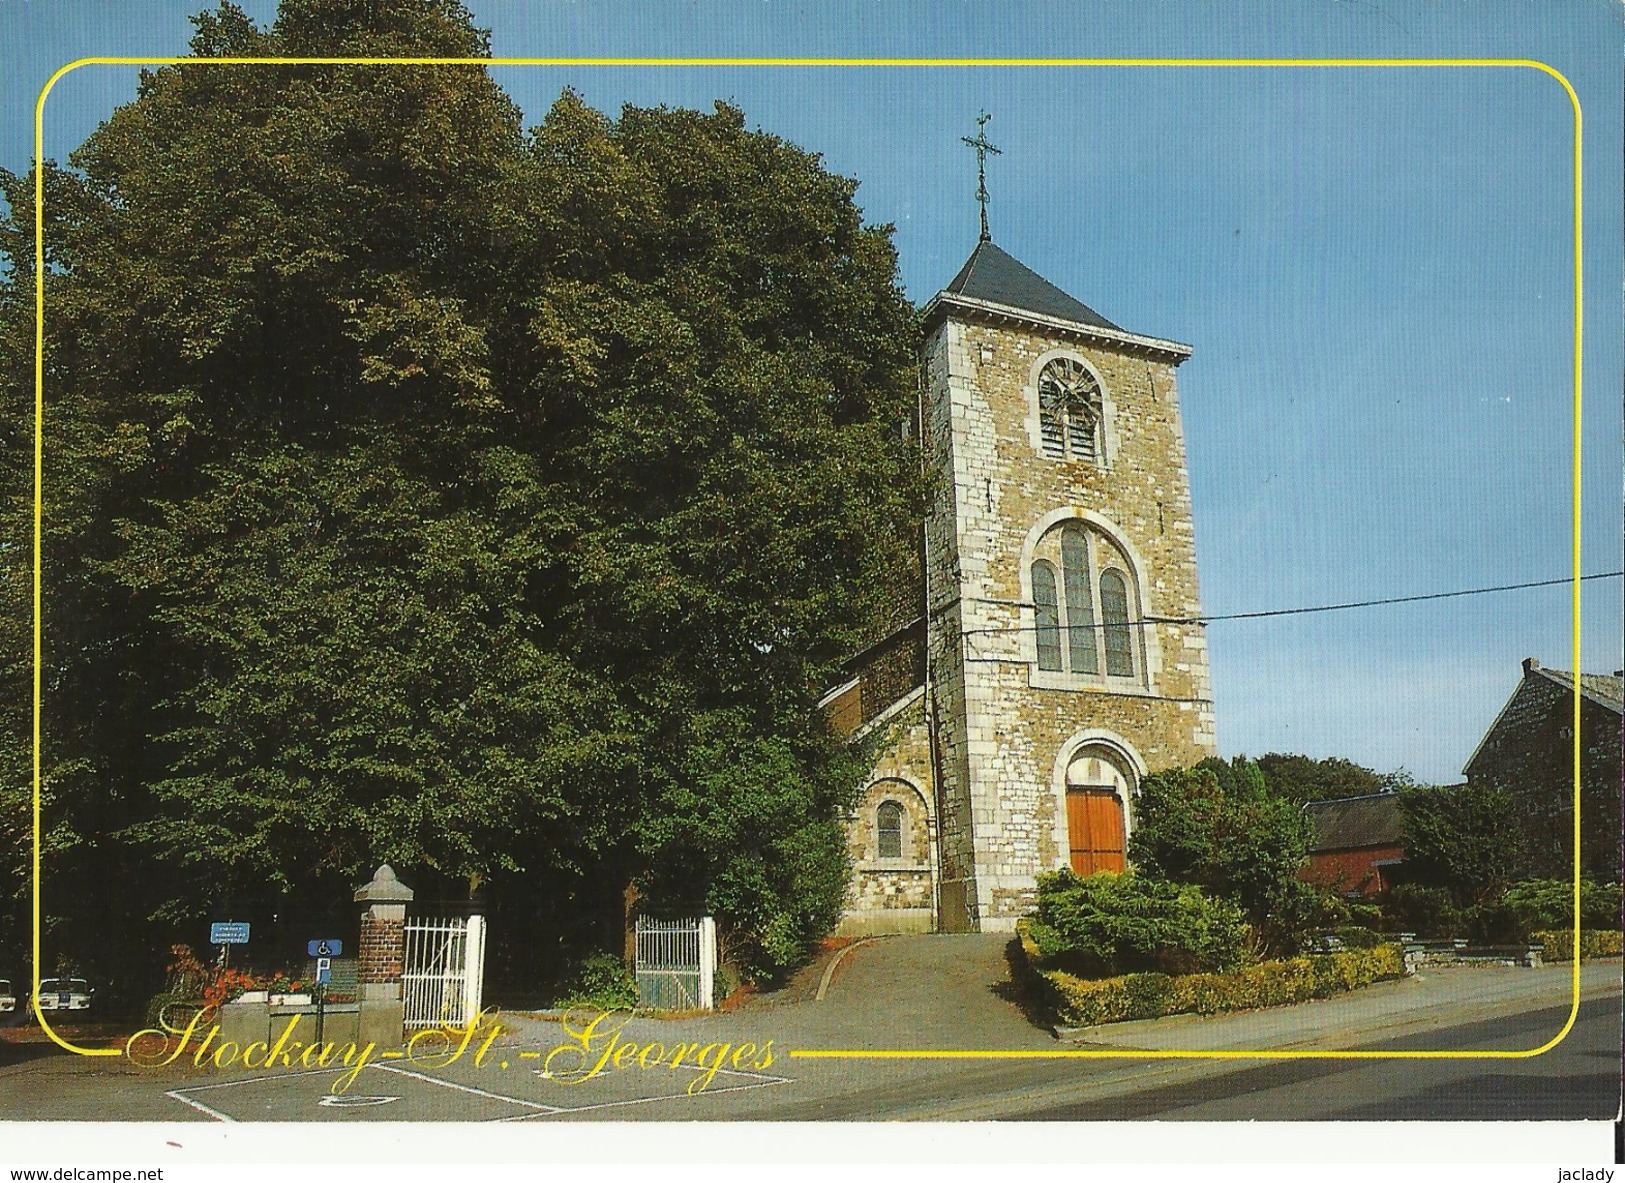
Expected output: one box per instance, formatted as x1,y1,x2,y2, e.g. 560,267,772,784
402,914,486,1030
634,915,716,1011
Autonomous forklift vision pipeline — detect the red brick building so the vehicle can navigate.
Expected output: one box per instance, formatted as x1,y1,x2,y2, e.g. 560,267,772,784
1300,792,1406,898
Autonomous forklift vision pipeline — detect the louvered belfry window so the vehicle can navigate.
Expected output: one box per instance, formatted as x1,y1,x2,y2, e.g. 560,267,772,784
1037,357,1103,461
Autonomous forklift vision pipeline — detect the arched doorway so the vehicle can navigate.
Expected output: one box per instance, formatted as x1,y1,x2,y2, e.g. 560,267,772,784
1064,747,1130,874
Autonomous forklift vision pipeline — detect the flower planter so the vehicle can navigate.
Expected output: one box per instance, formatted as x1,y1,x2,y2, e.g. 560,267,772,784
269,993,312,1006
237,990,268,1003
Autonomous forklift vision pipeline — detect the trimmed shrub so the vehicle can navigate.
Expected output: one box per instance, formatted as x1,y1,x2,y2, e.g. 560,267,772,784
1343,925,1382,948
1032,869,1247,977
1385,883,1464,937
1348,903,1384,928
1018,920,1405,1028
1128,760,1313,947
1502,880,1621,935
1531,929,1624,962
1328,925,1382,949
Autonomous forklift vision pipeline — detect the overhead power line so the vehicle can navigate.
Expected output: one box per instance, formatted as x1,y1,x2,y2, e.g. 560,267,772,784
961,570,1625,638
1159,570,1625,626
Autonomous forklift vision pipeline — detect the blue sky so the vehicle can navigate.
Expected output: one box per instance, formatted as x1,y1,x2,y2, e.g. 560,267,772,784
4,1,1621,784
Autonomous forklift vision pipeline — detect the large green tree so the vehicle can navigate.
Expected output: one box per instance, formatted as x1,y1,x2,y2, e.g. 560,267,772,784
1398,783,1526,907
1255,753,1388,805
1128,756,1315,951
2,0,920,989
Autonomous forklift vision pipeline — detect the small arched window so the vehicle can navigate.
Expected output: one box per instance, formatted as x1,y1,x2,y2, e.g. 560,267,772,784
1100,569,1134,677
876,801,904,859
1032,560,1063,672
1037,358,1104,462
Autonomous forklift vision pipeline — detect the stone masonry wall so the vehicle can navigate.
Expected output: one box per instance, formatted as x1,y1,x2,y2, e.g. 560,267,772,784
838,697,939,935
924,310,1217,931
922,322,979,931
1464,669,1622,880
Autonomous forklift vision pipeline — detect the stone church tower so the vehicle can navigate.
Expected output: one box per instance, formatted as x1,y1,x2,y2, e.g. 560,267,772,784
830,236,1216,936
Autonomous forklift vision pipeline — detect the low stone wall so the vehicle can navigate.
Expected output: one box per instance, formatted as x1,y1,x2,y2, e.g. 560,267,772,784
219,1000,362,1048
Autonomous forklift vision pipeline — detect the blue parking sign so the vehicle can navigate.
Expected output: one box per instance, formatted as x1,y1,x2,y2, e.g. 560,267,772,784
307,938,343,957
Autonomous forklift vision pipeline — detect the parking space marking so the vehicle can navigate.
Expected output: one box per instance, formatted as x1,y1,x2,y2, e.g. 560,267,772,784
164,1090,234,1122
163,1059,789,1122
166,1067,339,1123
368,1062,562,1113
503,1063,792,1121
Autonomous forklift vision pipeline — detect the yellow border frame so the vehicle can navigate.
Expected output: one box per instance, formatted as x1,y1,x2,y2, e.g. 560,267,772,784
31,56,1585,1064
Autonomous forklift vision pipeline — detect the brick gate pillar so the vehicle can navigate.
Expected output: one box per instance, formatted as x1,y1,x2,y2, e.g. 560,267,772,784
354,863,413,1046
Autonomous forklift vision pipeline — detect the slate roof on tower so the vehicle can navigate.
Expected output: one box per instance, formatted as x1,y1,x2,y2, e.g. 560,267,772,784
943,239,1121,332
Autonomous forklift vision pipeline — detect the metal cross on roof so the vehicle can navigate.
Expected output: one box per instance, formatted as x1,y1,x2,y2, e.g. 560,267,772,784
961,112,1002,242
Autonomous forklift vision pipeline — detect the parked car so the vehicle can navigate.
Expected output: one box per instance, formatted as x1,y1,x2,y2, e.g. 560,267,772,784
32,977,93,1013
0,979,15,1013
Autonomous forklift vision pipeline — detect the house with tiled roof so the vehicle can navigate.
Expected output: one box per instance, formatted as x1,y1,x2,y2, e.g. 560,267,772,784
1299,792,1407,898
1462,658,1623,880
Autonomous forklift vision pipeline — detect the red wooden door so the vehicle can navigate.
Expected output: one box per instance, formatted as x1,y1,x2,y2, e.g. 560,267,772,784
1067,788,1126,875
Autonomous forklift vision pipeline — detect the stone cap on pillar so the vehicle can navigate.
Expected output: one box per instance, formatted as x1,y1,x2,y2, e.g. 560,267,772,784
355,864,414,904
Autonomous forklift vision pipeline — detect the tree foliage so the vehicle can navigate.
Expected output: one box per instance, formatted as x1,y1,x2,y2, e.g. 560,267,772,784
1499,878,1621,934
1398,783,1527,907
1254,753,1390,805
1128,757,1314,949
2,0,921,987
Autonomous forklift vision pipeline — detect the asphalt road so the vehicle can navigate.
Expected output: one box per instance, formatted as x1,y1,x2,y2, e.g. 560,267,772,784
1002,995,1623,1121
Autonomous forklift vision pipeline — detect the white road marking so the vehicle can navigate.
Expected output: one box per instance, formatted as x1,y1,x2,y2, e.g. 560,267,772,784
166,1066,343,1121
163,1090,234,1122
504,1062,792,1120
168,1066,339,1094
317,1094,400,1107
163,1053,786,1122
368,1061,561,1112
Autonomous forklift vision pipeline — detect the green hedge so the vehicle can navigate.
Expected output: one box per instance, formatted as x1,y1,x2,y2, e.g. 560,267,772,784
1017,921,1405,1028
1531,929,1623,962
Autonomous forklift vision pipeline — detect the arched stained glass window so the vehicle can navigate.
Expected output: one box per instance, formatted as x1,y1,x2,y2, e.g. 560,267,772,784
1033,560,1063,672
1030,521,1149,688
1060,526,1098,675
1037,358,1103,462
1100,569,1134,677
877,801,903,859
